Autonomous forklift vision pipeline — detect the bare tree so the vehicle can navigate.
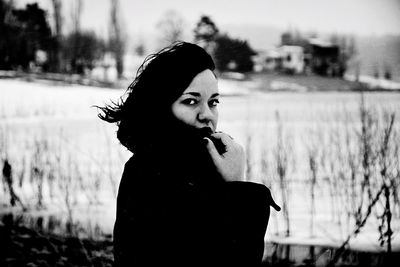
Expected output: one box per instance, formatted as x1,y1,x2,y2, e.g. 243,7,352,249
306,131,319,238
109,0,125,79
71,0,82,33
69,0,83,73
274,111,292,237
329,95,399,265
2,159,25,209
376,112,397,253
156,10,186,47
50,0,63,72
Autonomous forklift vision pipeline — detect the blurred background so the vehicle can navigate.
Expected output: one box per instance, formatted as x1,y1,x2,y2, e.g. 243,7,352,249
1,0,400,266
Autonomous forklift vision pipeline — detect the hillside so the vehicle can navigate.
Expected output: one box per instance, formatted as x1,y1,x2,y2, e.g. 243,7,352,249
353,35,400,82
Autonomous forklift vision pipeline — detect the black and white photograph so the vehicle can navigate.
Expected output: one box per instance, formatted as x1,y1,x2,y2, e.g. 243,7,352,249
1,0,400,266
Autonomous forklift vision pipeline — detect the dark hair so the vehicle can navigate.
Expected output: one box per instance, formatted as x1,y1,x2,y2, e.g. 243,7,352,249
97,42,215,153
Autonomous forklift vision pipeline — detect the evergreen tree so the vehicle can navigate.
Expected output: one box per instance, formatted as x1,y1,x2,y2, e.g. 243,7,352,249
0,0,16,69
193,15,219,43
0,1,52,70
214,34,256,73
193,15,219,57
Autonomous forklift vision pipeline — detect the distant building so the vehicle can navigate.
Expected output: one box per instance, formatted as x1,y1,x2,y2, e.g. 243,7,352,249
264,50,282,71
308,38,344,77
254,36,346,77
252,49,282,72
252,46,304,74
279,45,305,74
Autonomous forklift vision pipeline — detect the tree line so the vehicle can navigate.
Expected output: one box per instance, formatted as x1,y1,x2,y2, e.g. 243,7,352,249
1,0,257,77
0,0,125,78
4,2,359,77
165,14,257,73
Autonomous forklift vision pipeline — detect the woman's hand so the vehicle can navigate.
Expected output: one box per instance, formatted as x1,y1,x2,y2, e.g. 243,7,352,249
204,132,245,182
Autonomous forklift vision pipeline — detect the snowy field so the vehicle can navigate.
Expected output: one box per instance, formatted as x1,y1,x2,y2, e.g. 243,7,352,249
1,78,400,256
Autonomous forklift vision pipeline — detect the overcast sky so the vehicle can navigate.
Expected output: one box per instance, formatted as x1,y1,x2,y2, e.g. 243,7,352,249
16,0,400,37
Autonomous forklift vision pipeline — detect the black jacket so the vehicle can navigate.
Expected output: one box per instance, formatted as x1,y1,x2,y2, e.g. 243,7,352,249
113,122,279,267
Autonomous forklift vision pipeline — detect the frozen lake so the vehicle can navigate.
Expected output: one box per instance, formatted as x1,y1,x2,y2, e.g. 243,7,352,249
1,79,400,253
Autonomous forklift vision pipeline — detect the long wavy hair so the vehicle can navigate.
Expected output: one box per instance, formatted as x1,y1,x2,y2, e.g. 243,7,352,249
97,42,215,153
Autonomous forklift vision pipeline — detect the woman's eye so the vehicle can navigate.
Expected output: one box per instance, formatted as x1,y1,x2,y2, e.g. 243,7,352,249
209,99,220,107
182,99,197,105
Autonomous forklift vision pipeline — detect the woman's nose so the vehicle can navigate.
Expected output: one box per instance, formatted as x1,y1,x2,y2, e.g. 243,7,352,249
198,104,214,122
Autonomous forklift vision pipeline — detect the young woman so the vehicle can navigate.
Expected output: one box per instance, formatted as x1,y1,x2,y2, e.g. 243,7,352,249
98,42,280,267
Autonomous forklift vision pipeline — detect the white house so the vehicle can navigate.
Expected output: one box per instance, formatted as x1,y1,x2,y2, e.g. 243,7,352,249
252,49,282,72
279,45,305,74
253,46,305,74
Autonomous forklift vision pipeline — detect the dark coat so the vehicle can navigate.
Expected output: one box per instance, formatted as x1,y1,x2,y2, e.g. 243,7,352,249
113,122,279,267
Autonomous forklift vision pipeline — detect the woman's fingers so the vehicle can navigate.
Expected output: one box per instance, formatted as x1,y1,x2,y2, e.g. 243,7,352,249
211,132,233,145
211,132,242,157
204,133,245,182
204,137,222,162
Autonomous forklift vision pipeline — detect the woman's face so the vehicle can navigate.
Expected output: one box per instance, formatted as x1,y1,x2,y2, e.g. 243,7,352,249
171,69,219,132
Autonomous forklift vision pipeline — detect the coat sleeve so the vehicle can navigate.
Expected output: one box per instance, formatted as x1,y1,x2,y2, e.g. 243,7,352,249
219,181,280,266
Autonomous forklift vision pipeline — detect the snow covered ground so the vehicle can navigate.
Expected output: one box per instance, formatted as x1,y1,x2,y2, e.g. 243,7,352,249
345,74,400,90
1,78,400,255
